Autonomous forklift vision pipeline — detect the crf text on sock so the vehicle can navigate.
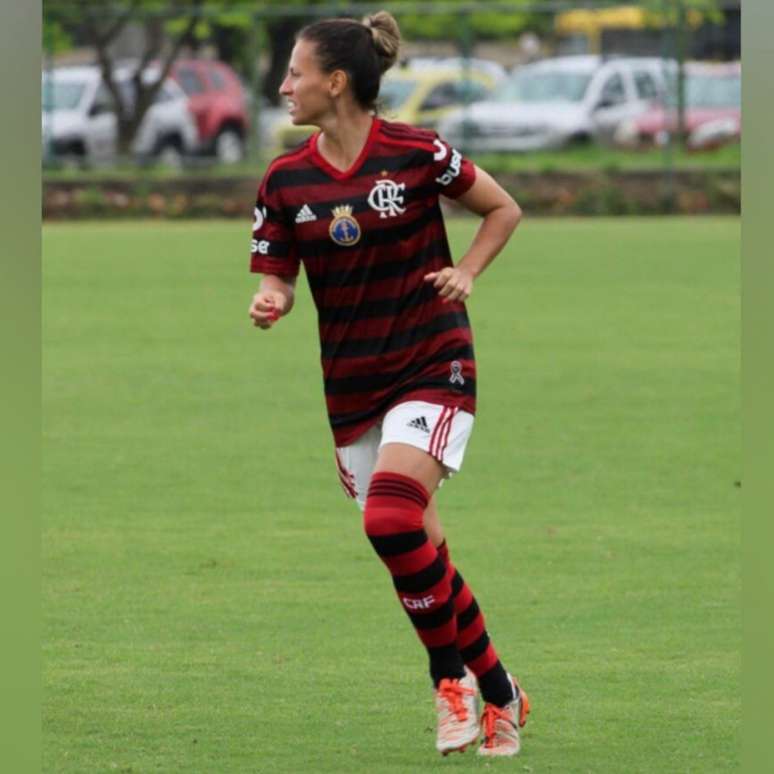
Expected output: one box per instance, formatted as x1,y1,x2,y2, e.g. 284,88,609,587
402,594,436,610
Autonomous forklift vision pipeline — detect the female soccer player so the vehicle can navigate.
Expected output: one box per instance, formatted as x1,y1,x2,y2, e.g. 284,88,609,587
248,11,528,757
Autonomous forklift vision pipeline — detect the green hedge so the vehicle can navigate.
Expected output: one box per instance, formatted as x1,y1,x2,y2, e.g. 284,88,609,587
43,169,739,220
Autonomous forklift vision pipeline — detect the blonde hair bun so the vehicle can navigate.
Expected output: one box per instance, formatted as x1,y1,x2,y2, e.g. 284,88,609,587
363,11,401,73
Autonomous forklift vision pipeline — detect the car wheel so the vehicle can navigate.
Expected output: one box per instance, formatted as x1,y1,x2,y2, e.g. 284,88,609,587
53,140,88,170
59,152,87,171
157,141,184,168
568,132,591,146
214,128,245,164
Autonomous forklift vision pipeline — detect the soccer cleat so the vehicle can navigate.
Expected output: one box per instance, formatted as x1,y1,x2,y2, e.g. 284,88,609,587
435,669,480,755
477,678,530,757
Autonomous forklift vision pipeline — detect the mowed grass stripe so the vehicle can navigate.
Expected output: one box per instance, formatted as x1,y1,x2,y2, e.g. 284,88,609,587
43,217,739,773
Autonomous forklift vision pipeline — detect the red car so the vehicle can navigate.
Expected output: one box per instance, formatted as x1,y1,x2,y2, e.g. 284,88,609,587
169,59,250,163
614,61,740,151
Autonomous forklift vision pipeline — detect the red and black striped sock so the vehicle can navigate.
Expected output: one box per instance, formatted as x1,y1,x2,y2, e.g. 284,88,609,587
437,540,515,707
364,473,465,686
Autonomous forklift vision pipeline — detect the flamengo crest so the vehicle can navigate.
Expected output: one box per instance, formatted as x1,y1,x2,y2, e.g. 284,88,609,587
368,178,406,219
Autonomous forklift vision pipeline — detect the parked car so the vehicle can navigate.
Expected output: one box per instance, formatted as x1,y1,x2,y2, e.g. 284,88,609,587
613,61,740,151
272,62,500,151
379,62,502,128
401,56,508,84
168,58,250,163
254,97,291,152
42,64,198,166
437,55,668,152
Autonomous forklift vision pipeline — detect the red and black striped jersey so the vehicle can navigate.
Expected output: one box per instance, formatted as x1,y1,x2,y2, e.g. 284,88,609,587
250,118,477,446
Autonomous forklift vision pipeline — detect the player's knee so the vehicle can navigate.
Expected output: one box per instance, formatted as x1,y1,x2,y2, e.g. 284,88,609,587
363,471,428,537
363,501,404,537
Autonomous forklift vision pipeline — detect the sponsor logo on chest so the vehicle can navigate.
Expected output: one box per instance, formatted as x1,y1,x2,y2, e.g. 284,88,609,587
295,203,317,223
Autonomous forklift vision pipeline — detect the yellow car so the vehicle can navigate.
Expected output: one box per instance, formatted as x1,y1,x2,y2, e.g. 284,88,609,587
272,64,499,151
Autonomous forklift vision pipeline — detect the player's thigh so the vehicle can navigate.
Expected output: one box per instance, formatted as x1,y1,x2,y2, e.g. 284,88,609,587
335,400,474,511
336,431,443,505
373,442,445,494
374,401,475,495
377,401,474,489
335,435,443,538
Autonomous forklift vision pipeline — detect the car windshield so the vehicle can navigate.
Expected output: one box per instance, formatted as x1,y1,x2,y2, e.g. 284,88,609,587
42,79,86,111
497,70,592,103
684,74,740,108
378,79,417,110
664,71,740,108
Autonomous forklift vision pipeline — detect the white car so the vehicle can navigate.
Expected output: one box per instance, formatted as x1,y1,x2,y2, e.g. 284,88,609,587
438,55,669,152
401,56,508,84
42,64,199,165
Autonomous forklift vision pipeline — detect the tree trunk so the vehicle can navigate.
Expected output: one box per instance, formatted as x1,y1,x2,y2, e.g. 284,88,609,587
675,0,687,146
89,5,201,160
211,24,241,68
263,18,305,106
117,115,142,157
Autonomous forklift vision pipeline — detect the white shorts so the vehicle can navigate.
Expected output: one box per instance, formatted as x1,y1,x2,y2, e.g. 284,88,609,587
334,400,475,510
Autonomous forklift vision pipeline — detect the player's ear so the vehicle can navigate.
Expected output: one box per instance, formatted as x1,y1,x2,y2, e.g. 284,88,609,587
328,69,349,98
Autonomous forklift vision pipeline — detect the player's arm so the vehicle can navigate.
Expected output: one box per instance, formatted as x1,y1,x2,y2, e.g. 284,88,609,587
425,165,522,303
249,274,296,329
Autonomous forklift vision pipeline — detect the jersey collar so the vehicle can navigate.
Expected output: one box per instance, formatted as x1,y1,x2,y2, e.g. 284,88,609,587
310,116,381,181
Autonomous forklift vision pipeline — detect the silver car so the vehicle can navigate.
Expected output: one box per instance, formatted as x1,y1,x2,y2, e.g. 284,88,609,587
42,64,199,165
438,55,669,152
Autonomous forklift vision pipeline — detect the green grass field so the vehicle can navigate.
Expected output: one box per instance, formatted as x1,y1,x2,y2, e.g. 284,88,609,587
43,216,740,773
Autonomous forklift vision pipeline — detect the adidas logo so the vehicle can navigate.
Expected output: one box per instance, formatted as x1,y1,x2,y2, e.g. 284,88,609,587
295,204,317,223
407,416,430,434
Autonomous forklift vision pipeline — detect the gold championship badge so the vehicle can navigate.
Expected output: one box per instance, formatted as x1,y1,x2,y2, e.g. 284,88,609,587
329,205,361,247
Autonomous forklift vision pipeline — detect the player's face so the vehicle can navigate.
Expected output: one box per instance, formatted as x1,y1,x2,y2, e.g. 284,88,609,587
279,39,334,126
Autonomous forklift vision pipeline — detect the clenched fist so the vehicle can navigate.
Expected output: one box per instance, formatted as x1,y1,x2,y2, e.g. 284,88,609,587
249,289,289,329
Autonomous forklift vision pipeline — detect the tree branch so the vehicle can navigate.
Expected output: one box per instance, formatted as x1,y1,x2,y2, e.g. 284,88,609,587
83,0,140,50
84,13,129,125
132,0,203,144
154,5,204,89
99,1,140,48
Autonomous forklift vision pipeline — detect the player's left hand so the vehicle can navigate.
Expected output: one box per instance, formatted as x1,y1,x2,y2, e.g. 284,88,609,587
424,266,474,303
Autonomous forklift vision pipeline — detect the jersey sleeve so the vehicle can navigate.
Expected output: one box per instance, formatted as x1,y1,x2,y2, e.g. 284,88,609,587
249,168,300,277
429,133,476,199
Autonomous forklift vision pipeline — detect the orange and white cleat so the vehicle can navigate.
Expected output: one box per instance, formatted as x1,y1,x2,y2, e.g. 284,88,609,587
435,669,480,755
477,678,530,757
